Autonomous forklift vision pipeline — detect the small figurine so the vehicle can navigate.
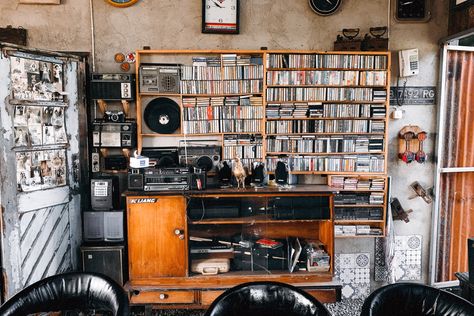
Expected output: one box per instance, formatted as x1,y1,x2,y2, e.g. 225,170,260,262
233,156,247,189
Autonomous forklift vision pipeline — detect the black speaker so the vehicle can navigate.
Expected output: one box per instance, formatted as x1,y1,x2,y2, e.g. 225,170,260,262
81,246,124,285
252,163,265,185
143,97,180,134
275,161,288,185
218,161,232,186
469,238,474,282
128,171,144,190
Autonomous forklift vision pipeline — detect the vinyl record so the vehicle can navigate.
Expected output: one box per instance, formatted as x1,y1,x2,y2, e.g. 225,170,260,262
144,97,180,134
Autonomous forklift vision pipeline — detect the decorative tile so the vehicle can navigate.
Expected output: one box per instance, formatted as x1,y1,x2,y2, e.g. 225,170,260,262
374,234,422,282
335,253,370,300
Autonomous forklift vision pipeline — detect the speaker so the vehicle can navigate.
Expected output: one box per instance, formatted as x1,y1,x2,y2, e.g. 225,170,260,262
90,73,135,101
252,163,266,185
83,211,124,242
127,170,144,190
469,238,474,282
142,97,181,134
275,161,288,185
81,246,124,285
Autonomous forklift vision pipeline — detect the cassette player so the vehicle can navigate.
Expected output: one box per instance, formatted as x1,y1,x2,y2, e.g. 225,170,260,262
92,120,136,148
143,167,206,191
139,63,181,93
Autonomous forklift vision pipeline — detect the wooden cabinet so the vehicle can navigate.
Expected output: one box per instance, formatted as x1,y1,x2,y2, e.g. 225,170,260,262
127,196,187,279
125,187,341,308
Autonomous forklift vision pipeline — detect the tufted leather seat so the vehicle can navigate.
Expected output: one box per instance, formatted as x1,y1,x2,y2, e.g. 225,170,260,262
360,282,474,316
0,272,129,316
204,281,331,316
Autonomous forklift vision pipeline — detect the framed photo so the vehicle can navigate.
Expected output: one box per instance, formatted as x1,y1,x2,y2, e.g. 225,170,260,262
19,0,61,4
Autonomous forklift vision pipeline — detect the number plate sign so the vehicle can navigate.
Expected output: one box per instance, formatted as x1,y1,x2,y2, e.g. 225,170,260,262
390,86,436,105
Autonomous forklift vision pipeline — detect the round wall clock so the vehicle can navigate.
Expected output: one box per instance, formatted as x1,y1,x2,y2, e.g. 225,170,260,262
309,0,342,16
105,0,139,8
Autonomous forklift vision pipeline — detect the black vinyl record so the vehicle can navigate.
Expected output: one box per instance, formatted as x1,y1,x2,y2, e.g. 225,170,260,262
144,97,180,134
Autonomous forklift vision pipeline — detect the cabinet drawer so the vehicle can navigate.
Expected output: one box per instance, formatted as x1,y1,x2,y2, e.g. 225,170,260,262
201,290,225,306
131,290,196,304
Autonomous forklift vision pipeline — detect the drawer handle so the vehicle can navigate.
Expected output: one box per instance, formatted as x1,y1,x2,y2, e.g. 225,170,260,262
159,293,168,300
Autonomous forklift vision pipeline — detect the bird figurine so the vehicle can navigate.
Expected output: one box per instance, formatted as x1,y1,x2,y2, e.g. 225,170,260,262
233,156,247,189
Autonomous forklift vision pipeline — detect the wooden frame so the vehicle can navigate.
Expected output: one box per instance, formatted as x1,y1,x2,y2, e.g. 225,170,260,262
19,0,60,4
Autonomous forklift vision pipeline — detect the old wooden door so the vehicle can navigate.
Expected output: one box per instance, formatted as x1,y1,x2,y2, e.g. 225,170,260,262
0,43,87,298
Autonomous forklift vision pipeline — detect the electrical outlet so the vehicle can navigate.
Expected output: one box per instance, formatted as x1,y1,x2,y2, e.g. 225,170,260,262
91,152,100,173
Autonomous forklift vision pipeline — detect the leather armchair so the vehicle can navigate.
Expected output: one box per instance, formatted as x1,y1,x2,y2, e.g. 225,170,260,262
204,281,330,316
0,272,129,316
360,282,474,316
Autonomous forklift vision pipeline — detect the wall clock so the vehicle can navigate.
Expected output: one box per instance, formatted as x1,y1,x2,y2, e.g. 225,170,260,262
395,0,431,22
308,0,342,16
105,0,139,8
202,0,239,34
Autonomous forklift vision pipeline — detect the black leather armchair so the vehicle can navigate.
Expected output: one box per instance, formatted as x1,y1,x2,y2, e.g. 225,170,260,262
360,282,474,316
204,281,331,316
0,272,129,316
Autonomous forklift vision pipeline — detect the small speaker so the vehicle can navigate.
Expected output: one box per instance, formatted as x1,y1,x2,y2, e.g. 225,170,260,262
83,212,104,241
128,171,144,190
218,161,232,186
81,246,124,285
252,163,265,185
275,161,288,185
469,238,474,283
142,97,180,134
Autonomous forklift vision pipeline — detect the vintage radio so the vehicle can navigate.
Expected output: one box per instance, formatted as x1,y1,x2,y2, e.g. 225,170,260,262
143,167,206,191
178,146,221,172
92,120,136,148
139,64,181,93
104,155,128,171
89,73,135,101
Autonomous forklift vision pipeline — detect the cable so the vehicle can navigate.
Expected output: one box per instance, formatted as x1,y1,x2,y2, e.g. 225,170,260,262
395,76,408,107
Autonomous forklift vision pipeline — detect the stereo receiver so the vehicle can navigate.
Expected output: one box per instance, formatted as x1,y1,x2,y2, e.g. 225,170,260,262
138,167,206,191
90,73,135,101
92,121,136,148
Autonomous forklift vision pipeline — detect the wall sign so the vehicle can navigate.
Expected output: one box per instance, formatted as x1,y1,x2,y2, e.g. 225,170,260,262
390,86,436,106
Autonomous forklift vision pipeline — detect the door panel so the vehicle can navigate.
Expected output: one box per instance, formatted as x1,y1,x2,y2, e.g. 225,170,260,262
128,196,187,279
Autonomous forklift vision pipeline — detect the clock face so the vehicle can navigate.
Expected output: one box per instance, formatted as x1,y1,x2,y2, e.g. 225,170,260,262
308,0,342,16
105,0,139,7
202,0,239,34
397,0,426,19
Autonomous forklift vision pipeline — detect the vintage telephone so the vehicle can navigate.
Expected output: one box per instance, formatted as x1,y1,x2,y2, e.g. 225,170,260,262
398,48,419,77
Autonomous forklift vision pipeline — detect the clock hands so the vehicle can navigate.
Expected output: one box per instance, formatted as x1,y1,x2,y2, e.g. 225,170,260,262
211,0,225,8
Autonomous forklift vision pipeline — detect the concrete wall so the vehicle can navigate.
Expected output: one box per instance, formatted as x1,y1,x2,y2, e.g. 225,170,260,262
1,0,449,287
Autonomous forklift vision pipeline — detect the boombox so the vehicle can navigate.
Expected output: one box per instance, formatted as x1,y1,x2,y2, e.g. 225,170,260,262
92,121,136,148
89,73,135,101
139,64,181,93
178,146,221,172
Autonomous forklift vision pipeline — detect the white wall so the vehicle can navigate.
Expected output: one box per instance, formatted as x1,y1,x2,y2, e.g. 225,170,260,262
0,0,449,286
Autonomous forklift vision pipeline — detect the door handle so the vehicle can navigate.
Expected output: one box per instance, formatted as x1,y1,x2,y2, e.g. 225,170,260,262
174,228,185,240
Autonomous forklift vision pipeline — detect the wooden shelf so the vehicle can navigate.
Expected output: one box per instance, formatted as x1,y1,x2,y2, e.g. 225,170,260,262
265,132,385,136
266,152,385,156
334,220,384,224
265,117,386,121
334,204,384,208
266,84,387,88
189,214,331,225
265,100,387,104
335,235,384,238
267,67,388,71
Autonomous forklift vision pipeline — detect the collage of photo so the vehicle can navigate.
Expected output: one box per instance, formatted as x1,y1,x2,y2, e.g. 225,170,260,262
16,149,67,192
13,105,67,147
10,56,64,102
